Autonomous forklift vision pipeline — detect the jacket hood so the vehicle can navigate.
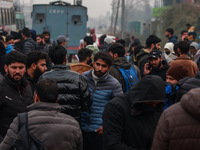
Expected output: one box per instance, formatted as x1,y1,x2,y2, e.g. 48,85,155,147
181,88,200,119
190,41,199,51
128,75,165,106
112,57,131,69
27,102,61,112
136,48,150,61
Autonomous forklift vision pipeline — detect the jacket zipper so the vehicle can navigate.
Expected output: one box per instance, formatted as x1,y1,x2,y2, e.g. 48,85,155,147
86,81,97,132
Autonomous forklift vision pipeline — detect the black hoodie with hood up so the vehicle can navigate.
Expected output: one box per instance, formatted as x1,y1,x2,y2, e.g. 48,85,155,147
103,75,165,150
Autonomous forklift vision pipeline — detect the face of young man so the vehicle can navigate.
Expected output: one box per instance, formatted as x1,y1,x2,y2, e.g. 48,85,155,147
93,59,110,78
166,75,178,85
34,59,47,79
149,57,162,69
165,31,170,37
154,42,161,50
44,34,50,41
36,37,42,44
4,62,26,82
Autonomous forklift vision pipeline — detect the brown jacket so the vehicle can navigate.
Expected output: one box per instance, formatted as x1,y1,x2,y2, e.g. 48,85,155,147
170,56,198,77
70,63,93,74
0,102,82,150
152,88,200,150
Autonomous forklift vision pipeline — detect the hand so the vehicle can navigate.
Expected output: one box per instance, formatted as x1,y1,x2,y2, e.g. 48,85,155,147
143,63,152,75
95,126,103,135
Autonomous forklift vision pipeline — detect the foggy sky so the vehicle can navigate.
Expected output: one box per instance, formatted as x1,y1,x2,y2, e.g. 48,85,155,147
32,0,112,18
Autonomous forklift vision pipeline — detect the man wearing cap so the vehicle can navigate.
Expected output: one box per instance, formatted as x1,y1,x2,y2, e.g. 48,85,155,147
144,49,169,81
164,64,189,110
57,35,68,48
42,30,57,48
137,35,161,76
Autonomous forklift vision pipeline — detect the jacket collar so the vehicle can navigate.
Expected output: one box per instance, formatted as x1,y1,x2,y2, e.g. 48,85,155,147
53,64,70,70
3,74,29,91
27,102,61,112
175,56,191,60
86,69,110,83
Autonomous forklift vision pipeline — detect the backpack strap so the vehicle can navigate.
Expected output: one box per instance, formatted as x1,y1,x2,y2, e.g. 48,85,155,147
18,112,30,149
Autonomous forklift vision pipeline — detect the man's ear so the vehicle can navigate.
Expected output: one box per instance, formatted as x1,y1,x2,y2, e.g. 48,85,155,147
34,92,40,103
114,53,118,59
4,64,8,73
178,48,181,55
31,63,37,70
151,43,155,50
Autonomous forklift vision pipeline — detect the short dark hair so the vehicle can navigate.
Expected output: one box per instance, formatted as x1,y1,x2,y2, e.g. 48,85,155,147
99,34,106,45
22,27,31,37
177,41,190,54
36,34,45,39
94,51,112,66
35,79,58,103
6,35,14,43
78,48,93,62
146,35,161,48
5,51,26,66
48,45,67,64
43,30,50,35
181,30,188,35
26,51,47,68
186,24,191,27
108,43,125,57
166,28,174,35
84,36,93,45
116,39,126,47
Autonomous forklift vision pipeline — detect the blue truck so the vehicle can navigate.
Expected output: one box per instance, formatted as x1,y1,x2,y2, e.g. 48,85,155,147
32,0,87,55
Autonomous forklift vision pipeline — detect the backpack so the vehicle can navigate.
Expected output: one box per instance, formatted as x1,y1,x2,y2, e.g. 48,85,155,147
10,113,47,150
116,66,139,93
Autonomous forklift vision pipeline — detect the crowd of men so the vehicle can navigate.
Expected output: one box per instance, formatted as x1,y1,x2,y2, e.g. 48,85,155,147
0,25,200,150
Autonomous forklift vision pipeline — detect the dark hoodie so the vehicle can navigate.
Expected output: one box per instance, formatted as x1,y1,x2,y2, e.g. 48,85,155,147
103,75,165,150
169,35,178,45
109,57,141,93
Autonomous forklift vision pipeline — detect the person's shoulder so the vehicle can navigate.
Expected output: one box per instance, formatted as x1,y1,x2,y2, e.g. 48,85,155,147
162,102,183,118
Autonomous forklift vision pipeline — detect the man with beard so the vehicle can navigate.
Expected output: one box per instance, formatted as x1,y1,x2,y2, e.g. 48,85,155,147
39,45,92,122
165,28,178,45
36,34,49,53
0,51,33,142
137,35,161,76
42,30,57,48
25,50,47,93
70,48,93,74
143,49,169,81
81,51,123,150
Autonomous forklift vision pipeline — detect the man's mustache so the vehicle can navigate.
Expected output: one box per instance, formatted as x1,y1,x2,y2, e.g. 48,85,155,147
14,73,22,77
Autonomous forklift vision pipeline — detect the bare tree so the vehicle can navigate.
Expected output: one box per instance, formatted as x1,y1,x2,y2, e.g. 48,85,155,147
114,0,120,35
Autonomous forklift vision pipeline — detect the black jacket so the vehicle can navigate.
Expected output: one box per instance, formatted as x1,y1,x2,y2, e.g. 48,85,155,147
40,64,92,122
24,72,37,94
149,60,169,81
23,37,39,55
169,35,178,45
0,75,33,141
103,75,165,150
